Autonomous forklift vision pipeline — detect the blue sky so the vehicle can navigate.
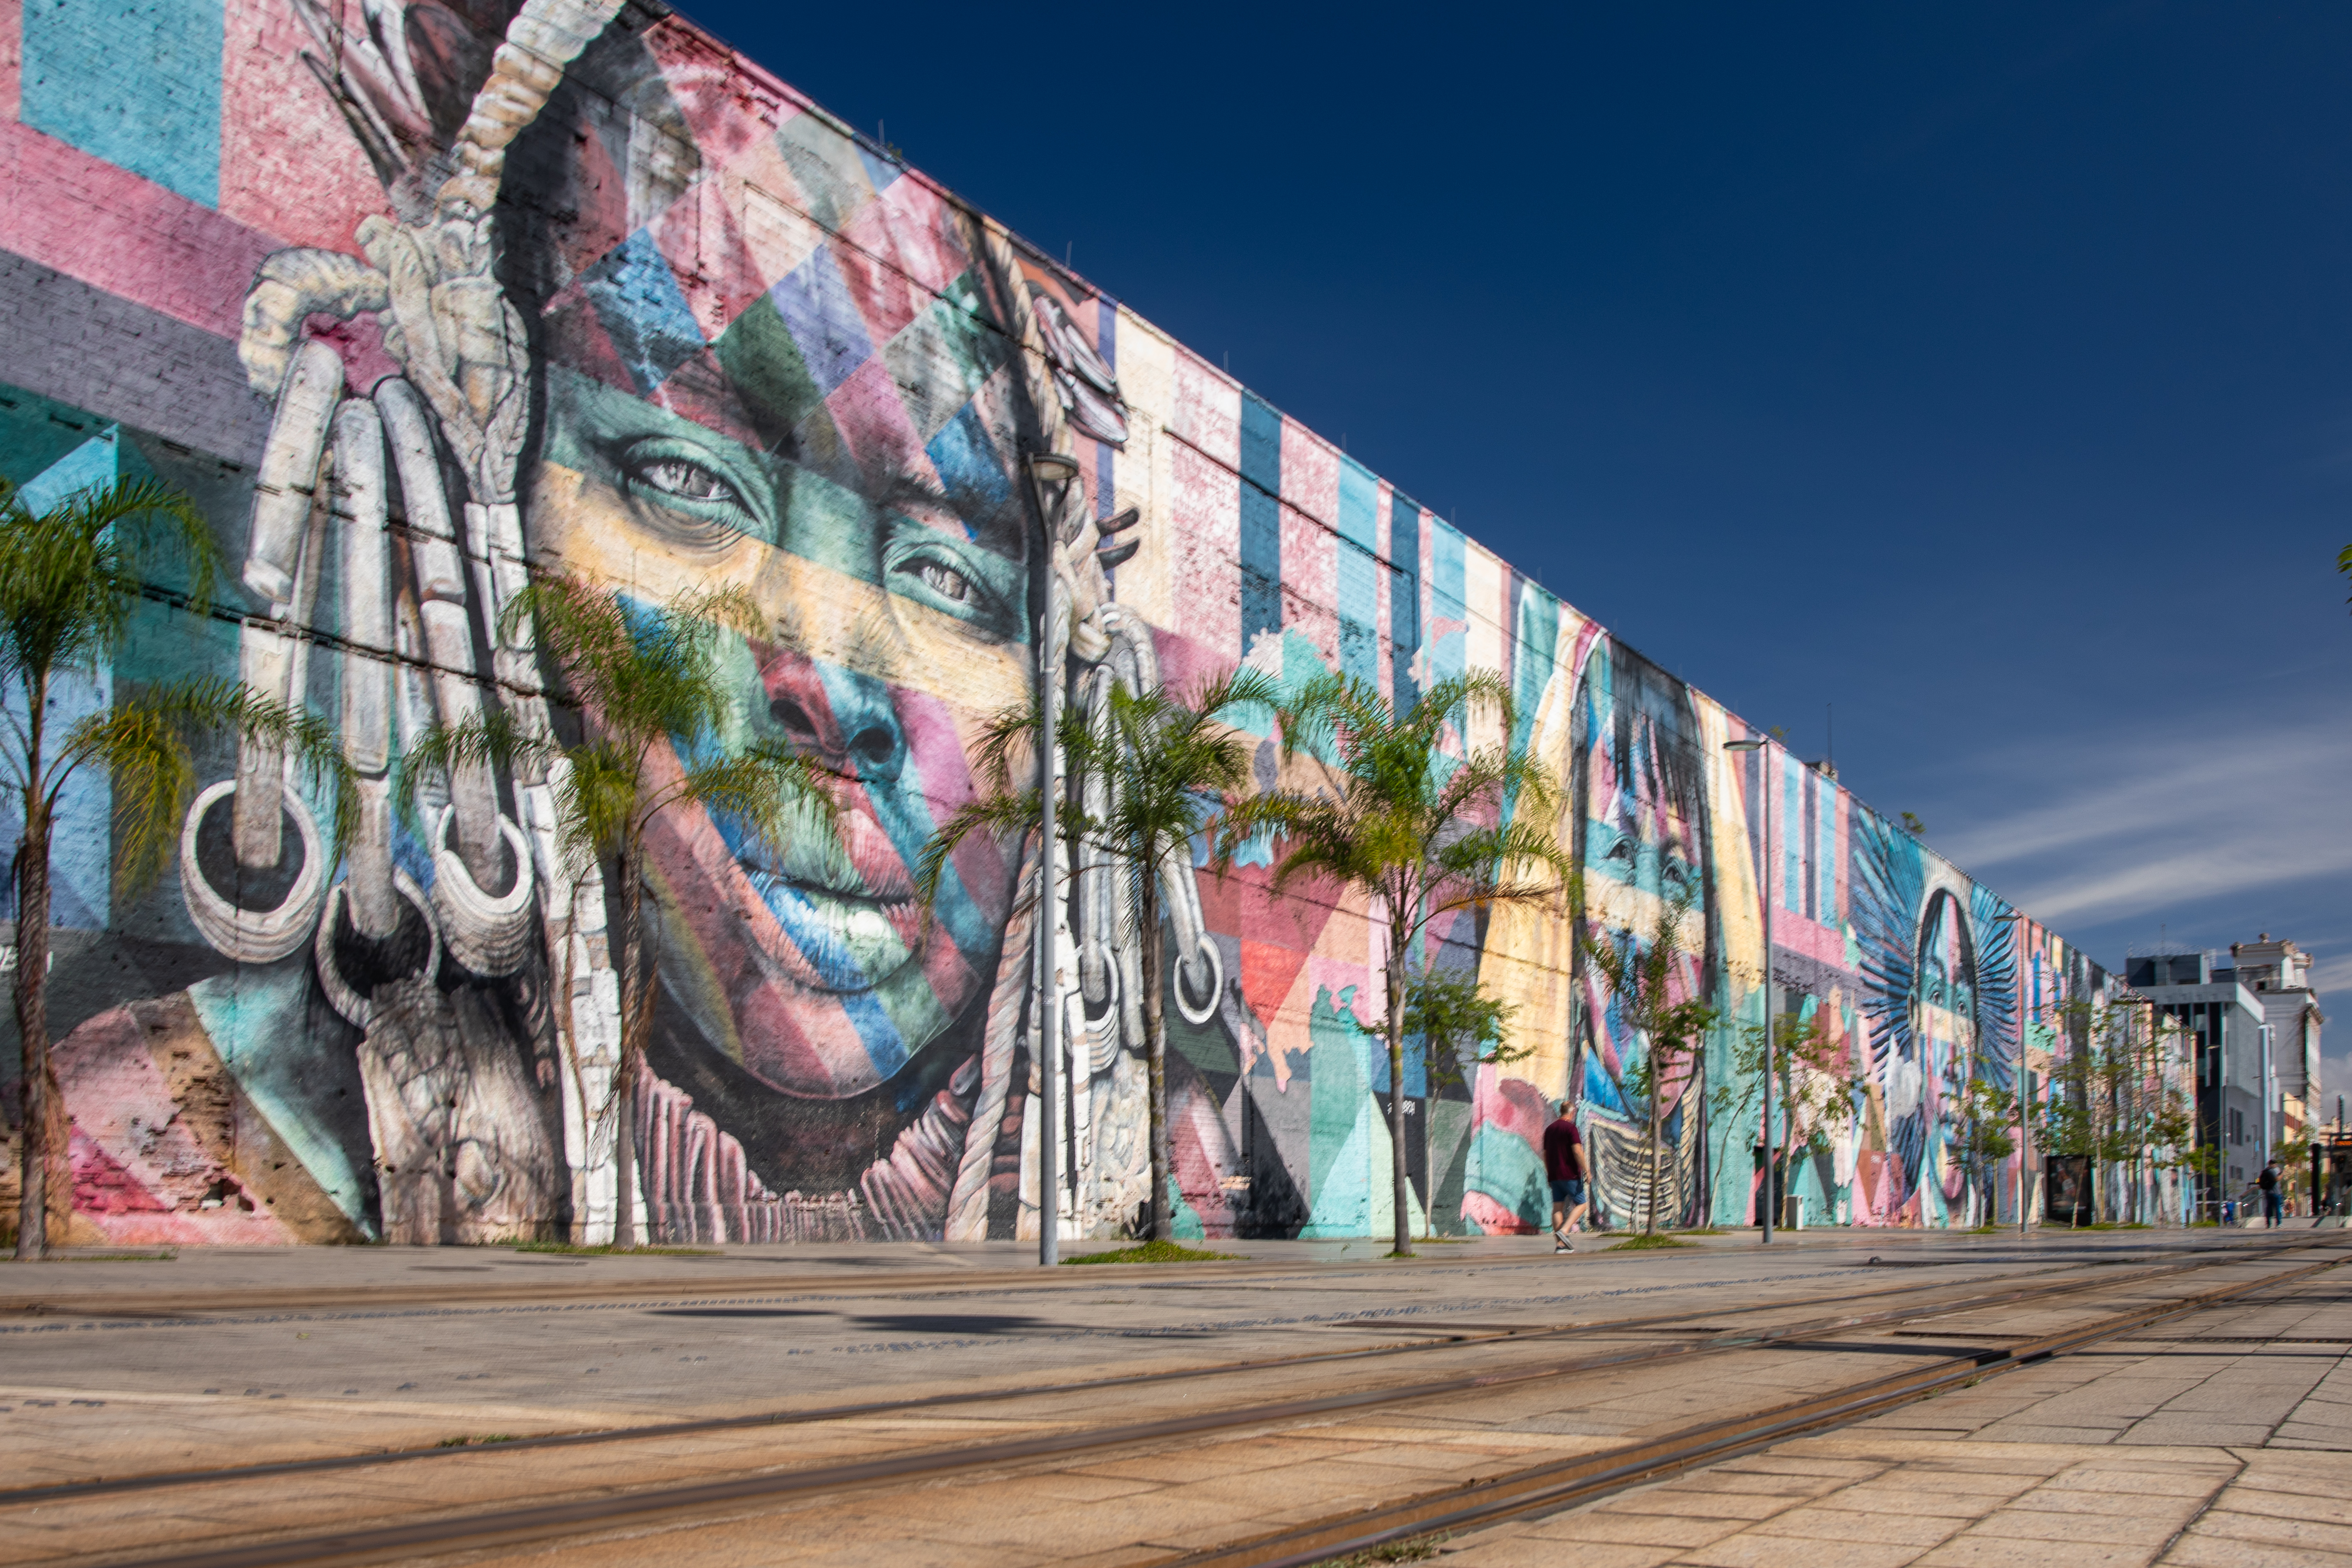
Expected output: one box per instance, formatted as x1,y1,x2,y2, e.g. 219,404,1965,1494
681,1,2352,1088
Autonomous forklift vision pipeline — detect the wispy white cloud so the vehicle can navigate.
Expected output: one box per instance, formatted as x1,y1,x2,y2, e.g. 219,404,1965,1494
2305,952,2352,998
1910,708,2352,934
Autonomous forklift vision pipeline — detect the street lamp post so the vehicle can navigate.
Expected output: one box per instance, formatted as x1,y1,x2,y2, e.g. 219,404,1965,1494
1724,736,1772,1243
1024,453,1080,1269
2259,1023,2275,1208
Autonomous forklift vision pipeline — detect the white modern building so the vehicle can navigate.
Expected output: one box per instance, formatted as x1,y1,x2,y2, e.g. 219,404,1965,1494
2127,947,2267,1212
2226,935,2325,1145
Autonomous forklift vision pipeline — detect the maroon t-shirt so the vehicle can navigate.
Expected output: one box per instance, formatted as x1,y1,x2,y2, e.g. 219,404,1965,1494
1542,1117,1583,1181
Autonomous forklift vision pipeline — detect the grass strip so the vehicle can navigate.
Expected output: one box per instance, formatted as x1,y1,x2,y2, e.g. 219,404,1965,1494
510,1241,720,1257
1061,1240,1241,1265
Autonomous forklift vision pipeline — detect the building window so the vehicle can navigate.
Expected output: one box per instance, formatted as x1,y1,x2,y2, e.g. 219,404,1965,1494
2230,1109,2244,1145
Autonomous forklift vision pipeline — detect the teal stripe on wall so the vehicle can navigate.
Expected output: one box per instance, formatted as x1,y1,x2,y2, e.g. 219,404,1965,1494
1336,455,1380,688
1239,393,1283,650
1389,493,1421,704
22,0,224,208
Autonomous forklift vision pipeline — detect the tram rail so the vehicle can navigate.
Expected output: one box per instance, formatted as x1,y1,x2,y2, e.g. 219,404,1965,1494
26,1233,2342,1568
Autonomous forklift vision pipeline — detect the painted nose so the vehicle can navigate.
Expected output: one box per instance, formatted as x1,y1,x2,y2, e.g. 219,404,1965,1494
760,648,905,782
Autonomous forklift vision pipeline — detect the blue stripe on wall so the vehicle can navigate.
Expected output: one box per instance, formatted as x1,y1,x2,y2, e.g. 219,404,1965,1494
22,0,224,208
1784,756,1802,917
1239,393,1282,651
1819,775,1838,923
1389,493,1421,705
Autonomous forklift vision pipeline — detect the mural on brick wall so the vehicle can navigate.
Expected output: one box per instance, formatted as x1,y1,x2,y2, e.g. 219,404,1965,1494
0,0,2110,1246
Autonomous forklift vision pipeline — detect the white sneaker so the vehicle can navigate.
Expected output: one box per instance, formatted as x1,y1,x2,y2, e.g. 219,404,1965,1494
1554,1232,1574,1253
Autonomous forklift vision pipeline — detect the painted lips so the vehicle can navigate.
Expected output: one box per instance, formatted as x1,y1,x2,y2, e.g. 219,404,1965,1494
727,802,924,995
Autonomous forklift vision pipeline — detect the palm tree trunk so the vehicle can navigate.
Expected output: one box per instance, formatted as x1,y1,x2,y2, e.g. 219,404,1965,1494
1388,912,1411,1258
613,844,642,1250
1143,881,1169,1243
14,785,62,1260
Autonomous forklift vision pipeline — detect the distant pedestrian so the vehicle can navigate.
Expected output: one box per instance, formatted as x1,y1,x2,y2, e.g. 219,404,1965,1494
1543,1101,1588,1253
2260,1161,2283,1227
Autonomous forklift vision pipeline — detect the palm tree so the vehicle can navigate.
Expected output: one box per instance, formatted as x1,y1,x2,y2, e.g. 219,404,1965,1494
1584,879,1716,1234
1401,967,1523,1239
1216,671,1575,1258
922,668,1277,1240
2,474,353,1259
397,576,829,1248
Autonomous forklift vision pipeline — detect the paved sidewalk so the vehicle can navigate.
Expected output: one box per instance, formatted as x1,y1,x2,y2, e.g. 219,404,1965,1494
0,1222,2316,1313
1440,1259,2352,1568
0,1228,2337,1567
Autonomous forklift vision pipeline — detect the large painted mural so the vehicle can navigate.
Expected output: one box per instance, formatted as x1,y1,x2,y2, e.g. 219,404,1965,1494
0,0,2114,1246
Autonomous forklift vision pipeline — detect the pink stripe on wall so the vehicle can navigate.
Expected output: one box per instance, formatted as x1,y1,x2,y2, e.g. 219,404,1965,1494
1169,438,1240,662
1,117,276,341
1,0,20,123
1280,419,1338,530
1782,910,1848,968
1374,479,1394,703
217,0,385,254
1281,501,1339,669
1171,350,1239,468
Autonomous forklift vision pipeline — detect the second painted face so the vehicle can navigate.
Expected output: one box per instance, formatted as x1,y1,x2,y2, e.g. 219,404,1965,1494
529,168,1036,1101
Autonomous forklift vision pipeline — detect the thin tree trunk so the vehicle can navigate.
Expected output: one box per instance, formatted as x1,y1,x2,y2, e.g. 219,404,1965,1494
613,844,642,1250
1647,1040,1662,1235
1425,1048,1437,1242
14,782,61,1260
1144,882,1169,1243
1778,1047,1801,1230
1387,909,1411,1258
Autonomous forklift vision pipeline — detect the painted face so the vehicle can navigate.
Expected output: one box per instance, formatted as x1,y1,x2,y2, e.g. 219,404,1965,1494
529,172,1033,1100
1576,653,1708,1113
1912,892,1975,1191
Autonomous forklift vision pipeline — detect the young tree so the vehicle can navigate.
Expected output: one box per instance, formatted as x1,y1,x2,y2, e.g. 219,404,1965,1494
1400,966,1524,1238
3,474,353,1258
397,577,828,1248
1955,1076,2018,1226
1219,670,1576,1258
921,669,1276,1240
1585,879,1717,1235
1710,1005,1847,1227
2042,1000,2152,1223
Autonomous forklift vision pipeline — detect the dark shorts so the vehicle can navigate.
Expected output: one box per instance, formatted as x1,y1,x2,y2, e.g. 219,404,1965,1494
1550,1178,1586,1205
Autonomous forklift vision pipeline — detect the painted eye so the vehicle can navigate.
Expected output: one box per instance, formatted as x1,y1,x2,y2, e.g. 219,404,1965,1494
912,558,973,603
637,457,739,506
1606,838,1634,862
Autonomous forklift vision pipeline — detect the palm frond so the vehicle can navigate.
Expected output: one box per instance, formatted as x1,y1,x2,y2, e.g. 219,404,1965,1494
917,790,1040,909
965,693,1045,798
59,675,357,900
0,477,220,694
670,741,834,854
553,741,643,861
391,709,558,832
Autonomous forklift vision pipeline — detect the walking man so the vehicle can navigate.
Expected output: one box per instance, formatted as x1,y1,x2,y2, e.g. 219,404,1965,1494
1544,1100,1589,1253
2259,1160,2284,1227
